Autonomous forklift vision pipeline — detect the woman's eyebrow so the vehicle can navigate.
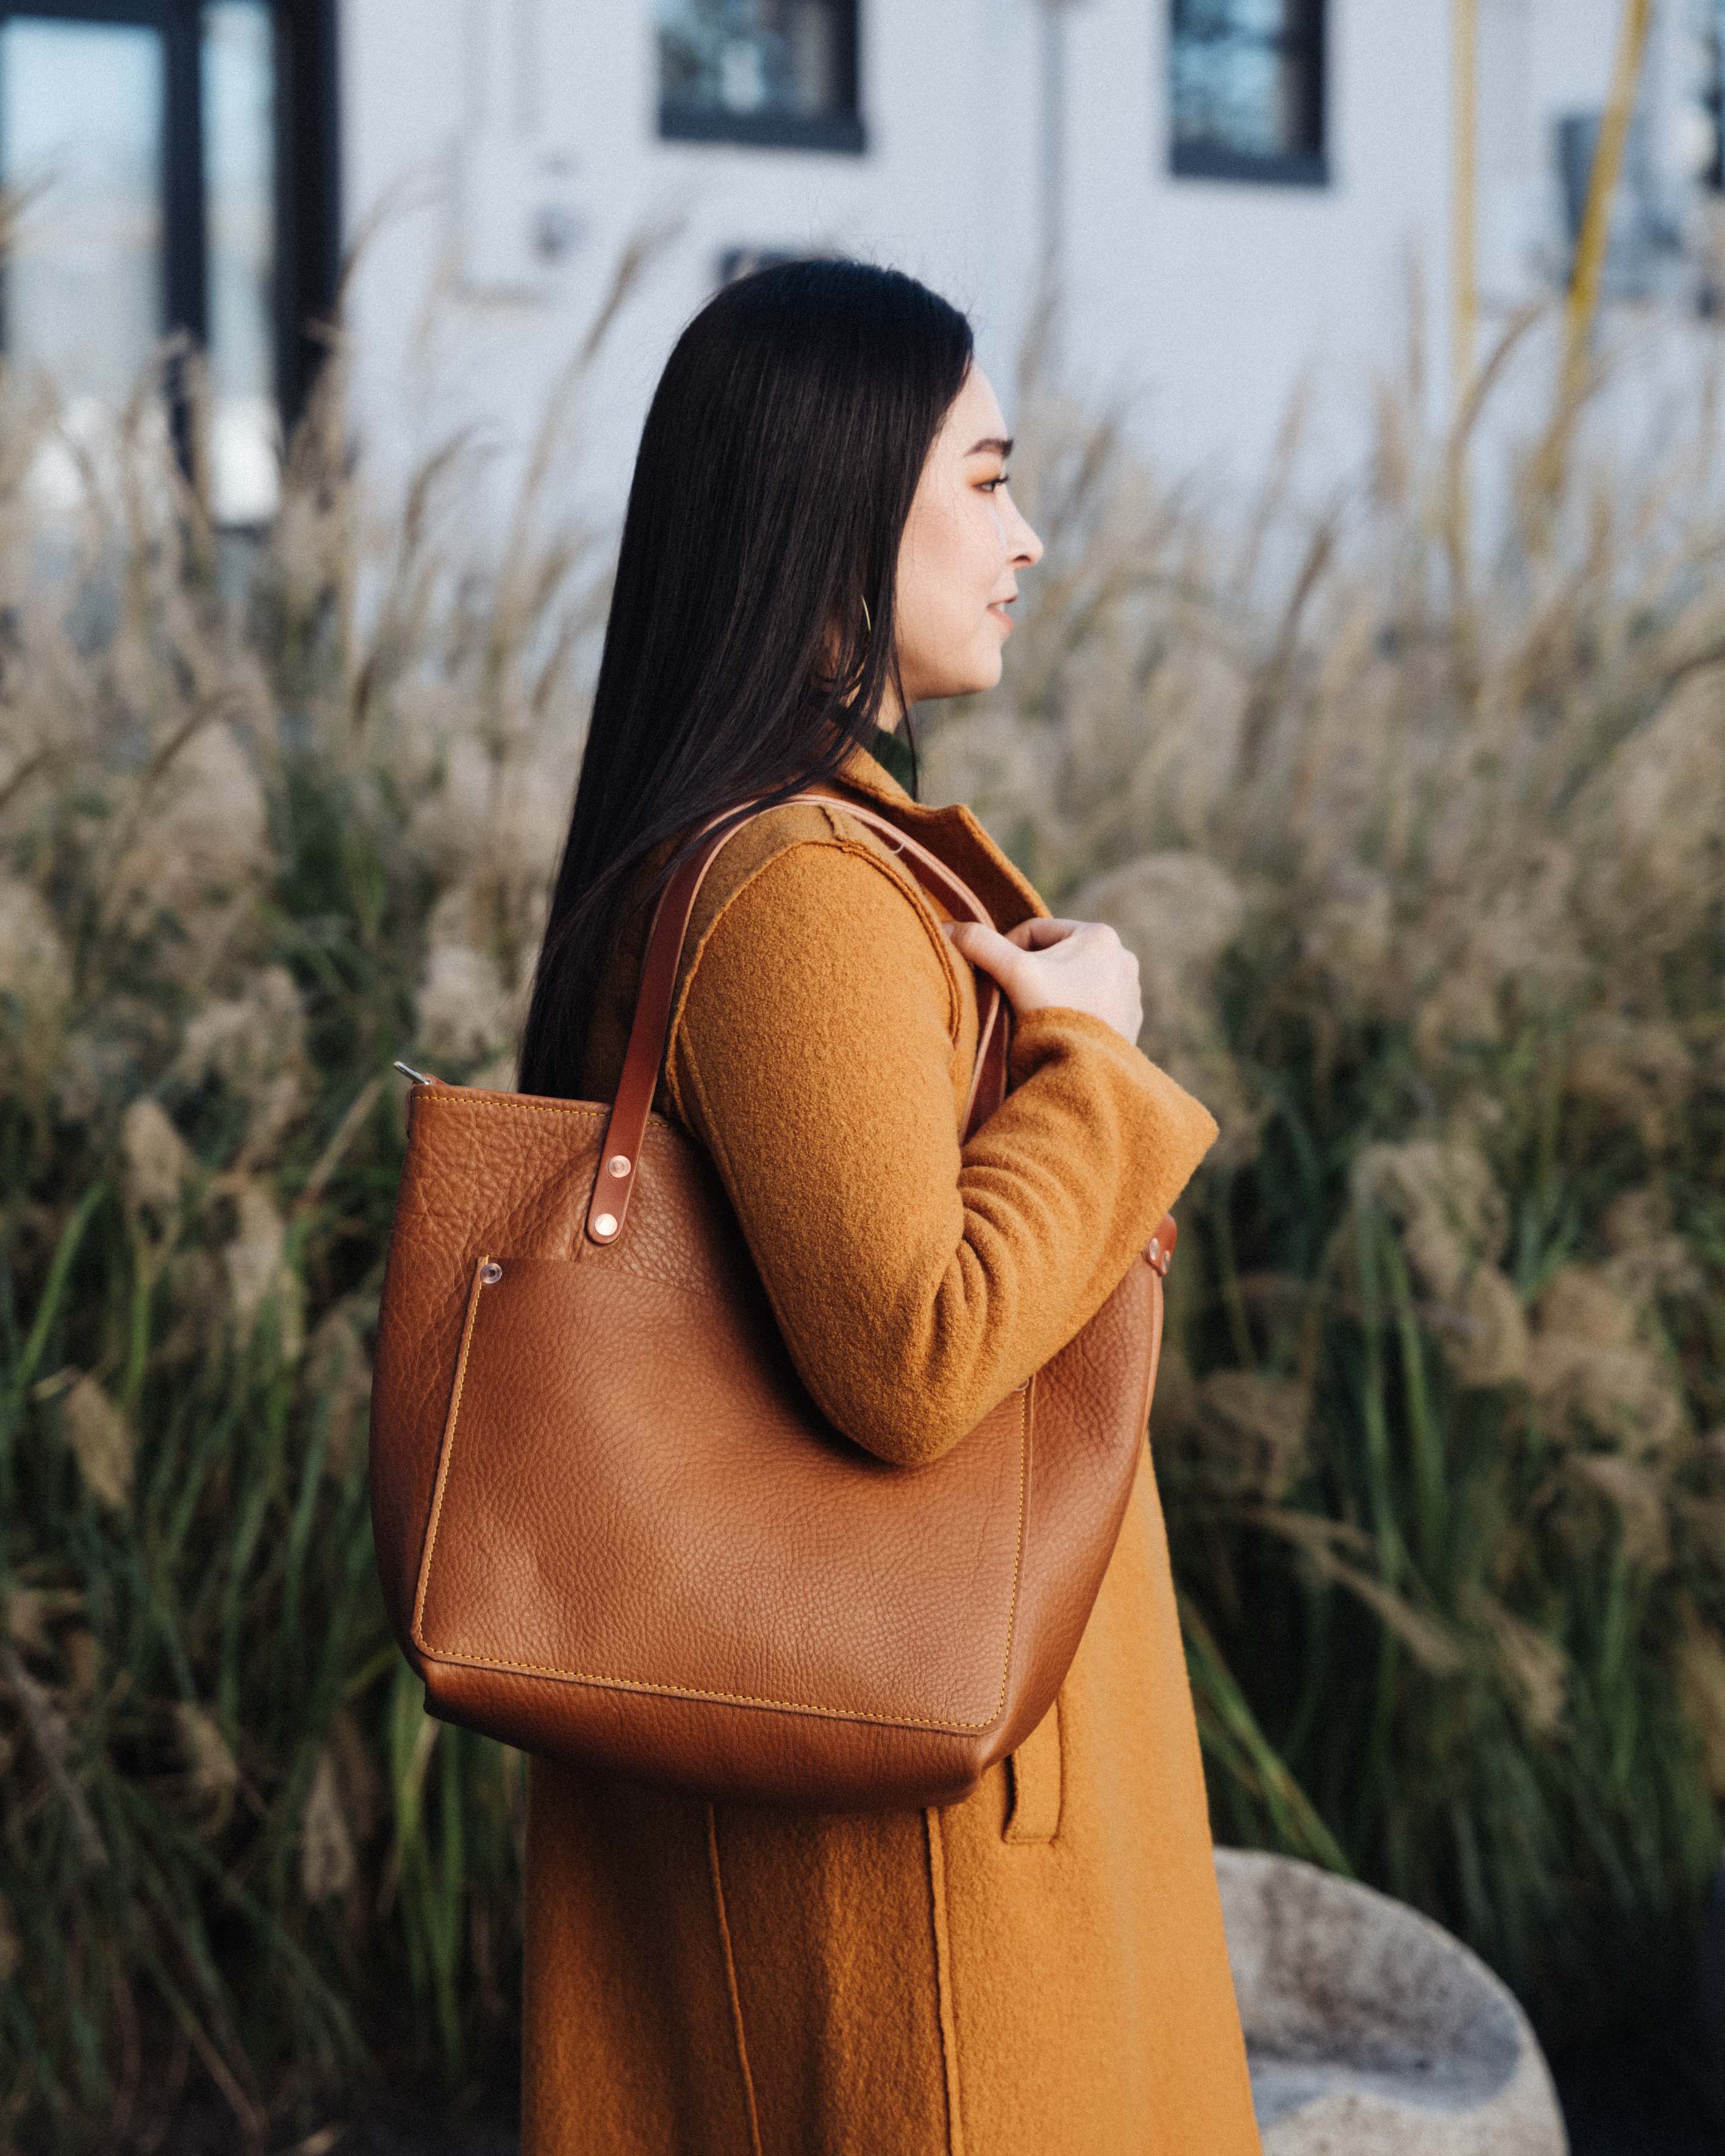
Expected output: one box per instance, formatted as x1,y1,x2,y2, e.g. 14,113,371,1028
966,435,1014,458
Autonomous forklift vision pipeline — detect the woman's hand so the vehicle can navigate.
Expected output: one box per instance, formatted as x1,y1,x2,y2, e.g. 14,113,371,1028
941,917,1143,1045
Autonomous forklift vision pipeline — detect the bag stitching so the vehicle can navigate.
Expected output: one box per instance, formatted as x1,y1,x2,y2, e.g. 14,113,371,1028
409,1253,490,1647
415,1094,608,1121
410,1259,1031,1733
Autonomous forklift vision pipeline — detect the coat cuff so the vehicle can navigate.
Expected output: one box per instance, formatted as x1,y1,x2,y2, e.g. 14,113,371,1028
1005,1005,1220,1215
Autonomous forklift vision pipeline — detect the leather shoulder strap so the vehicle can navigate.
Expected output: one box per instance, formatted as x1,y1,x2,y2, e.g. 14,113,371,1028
583,791,1010,1248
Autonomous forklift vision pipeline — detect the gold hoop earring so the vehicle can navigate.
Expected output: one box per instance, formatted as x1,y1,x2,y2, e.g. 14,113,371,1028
859,594,872,638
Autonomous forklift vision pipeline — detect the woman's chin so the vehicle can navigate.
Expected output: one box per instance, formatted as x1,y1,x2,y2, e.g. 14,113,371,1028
961,645,1006,694
909,654,1005,704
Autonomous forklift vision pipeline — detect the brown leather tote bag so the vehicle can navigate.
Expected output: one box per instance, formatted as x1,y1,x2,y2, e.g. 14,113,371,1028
368,792,1176,1810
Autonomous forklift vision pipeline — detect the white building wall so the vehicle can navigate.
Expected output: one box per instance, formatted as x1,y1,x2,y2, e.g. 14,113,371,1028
1055,0,1455,486
335,0,1723,535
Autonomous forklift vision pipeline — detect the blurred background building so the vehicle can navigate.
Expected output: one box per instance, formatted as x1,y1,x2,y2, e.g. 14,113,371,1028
5,0,1725,525
5,17,1725,2145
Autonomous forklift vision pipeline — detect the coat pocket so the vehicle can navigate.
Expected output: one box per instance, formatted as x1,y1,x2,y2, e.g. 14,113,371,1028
1002,1692,1063,1844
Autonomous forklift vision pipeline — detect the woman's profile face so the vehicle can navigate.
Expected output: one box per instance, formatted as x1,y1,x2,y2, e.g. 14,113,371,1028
891,364,1043,711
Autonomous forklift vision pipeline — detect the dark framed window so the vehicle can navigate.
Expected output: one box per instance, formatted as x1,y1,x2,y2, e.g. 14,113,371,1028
1702,0,1725,190
0,0,339,523
658,0,863,154
1169,0,1327,186
1554,109,1678,301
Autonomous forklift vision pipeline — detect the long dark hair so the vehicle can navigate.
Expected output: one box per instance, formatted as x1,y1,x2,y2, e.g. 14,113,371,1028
515,259,974,1099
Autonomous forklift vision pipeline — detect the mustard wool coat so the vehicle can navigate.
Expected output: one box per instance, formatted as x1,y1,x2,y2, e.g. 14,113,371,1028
520,738,1263,2156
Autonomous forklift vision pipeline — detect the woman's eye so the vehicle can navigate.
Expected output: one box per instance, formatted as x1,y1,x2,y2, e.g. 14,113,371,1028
980,472,1010,493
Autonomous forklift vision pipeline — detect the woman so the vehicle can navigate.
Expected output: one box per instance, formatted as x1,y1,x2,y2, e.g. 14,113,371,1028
515,260,1260,2156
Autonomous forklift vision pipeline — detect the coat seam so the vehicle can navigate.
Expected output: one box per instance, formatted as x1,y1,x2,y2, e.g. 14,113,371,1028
662,830,966,1130
812,808,970,1018
923,1805,967,2156
815,808,975,1110
706,1804,765,2156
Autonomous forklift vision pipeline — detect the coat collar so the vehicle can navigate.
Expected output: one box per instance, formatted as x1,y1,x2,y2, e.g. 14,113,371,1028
814,737,1048,931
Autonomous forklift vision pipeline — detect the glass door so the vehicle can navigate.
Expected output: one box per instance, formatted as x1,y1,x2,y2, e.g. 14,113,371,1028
0,17,166,401
0,1,336,526
201,0,276,521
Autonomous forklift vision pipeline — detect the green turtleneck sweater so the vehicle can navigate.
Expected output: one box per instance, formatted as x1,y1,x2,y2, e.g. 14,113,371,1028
866,720,916,796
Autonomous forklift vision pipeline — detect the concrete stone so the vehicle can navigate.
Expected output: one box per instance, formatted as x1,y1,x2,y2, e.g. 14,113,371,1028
1214,1848,1568,2155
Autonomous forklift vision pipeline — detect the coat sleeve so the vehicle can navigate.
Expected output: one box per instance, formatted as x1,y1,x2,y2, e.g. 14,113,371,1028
664,835,1219,1467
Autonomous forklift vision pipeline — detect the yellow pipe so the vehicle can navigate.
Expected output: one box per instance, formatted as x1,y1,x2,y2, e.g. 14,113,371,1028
1538,0,1652,504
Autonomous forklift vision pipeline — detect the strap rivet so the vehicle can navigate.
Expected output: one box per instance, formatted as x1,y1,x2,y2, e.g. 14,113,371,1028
606,1155,631,1178
479,1261,502,1284
592,1212,618,1239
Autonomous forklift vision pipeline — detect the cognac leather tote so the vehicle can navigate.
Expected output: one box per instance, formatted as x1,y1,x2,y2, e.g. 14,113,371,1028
368,792,1177,1810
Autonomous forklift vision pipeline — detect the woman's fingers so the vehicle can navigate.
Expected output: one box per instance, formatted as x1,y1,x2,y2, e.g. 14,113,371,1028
942,919,1028,990
945,917,1077,958
1008,917,1082,950
942,915,1142,1044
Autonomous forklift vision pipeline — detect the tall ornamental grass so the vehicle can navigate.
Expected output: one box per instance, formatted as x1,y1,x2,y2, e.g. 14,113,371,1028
0,254,639,2143
0,265,1721,2140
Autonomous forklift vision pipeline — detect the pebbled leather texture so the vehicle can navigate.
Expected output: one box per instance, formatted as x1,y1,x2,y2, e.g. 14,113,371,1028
368,794,1174,1810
